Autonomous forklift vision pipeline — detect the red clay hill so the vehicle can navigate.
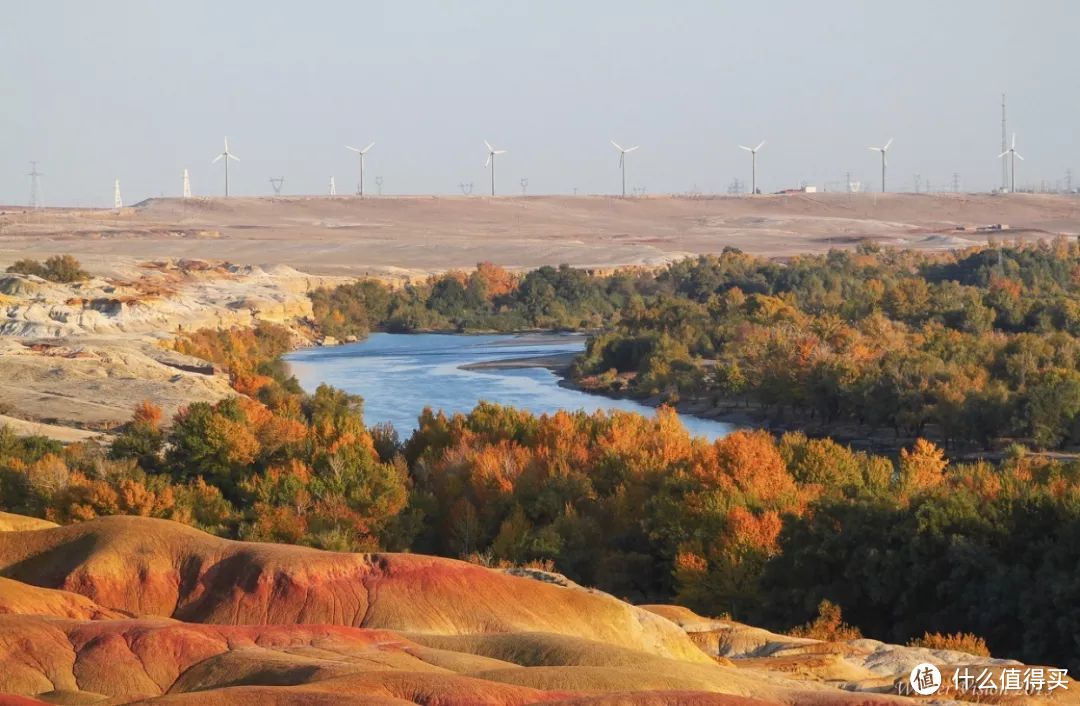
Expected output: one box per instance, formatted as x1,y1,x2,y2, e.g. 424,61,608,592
0,514,1071,705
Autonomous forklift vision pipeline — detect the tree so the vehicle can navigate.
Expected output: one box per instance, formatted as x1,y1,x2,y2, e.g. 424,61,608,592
110,401,165,470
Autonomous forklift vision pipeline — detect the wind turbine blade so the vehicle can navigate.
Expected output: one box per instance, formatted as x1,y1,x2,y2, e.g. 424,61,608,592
625,146,638,153
229,154,240,162
485,155,492,168
883,138,893,151
361,142,375,153
998,151,1009,159
224,137,229,152
610,140,624,152
755,141,766,152
494,149,507,155
484,140,494,152
1012,133,1017,149
618,153,624,168
346,145,361,153
1015,152,1024,161
739,145,753,152
211,154,224,164
869,147,881,152
883,155,888,168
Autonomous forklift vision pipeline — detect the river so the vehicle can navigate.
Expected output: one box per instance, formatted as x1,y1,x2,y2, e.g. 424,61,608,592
285,332,735,440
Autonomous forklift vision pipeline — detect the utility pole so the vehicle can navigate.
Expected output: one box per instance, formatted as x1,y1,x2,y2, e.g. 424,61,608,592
27,162,43,209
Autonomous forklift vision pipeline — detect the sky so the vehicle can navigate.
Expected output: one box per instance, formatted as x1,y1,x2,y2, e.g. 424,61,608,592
2,1,1077,206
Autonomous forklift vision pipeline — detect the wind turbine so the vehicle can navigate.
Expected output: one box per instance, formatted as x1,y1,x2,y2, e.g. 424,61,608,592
484,140,506,196
998,133,1024,193
738,141,766,195
868,138,893,193
610,140,639,197
345,142,375,196
211,138,239,197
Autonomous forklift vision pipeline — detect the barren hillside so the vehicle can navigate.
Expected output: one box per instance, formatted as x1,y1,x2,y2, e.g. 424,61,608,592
0,514,1067,705
2,193,1077,278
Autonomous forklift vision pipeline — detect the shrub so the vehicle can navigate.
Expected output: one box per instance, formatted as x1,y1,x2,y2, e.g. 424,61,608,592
5,255,89,283
789,600,863,642
908,632,991,657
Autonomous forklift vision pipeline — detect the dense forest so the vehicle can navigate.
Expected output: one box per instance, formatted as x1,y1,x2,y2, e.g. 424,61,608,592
312,238,1080,452
2,319,1080,672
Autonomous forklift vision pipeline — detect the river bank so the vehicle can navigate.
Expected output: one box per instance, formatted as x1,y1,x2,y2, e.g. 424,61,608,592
285,333,736,440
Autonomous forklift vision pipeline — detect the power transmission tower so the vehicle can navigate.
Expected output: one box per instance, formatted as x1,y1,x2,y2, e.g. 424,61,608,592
952,172,961,194
114,179,123,209
1065,169,1073,193
375,176,383,195
632,186,646,197
520,177,528,195
913,174,921,194
1001,93,1008,191
182,169,191,198
459,182,474,196
329,177,336,196
268,177,285,195
727,178,743,195
27,162,43,209
572,187,578,196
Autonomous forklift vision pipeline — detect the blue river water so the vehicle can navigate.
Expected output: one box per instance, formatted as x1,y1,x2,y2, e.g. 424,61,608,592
285,332,734,441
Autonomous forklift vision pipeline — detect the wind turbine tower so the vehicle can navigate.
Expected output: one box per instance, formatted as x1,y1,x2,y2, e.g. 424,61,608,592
610,141,639,198
484,140,506,196
738,141,766,195
211,138,239,197
345,142,375,196
329,177,337,196
182,169,192,198
868,138,893,192
114,179,123,209
998,133,1024,194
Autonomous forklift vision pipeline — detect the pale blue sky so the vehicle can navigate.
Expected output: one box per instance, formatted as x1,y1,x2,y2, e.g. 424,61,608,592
2,1,1076,205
